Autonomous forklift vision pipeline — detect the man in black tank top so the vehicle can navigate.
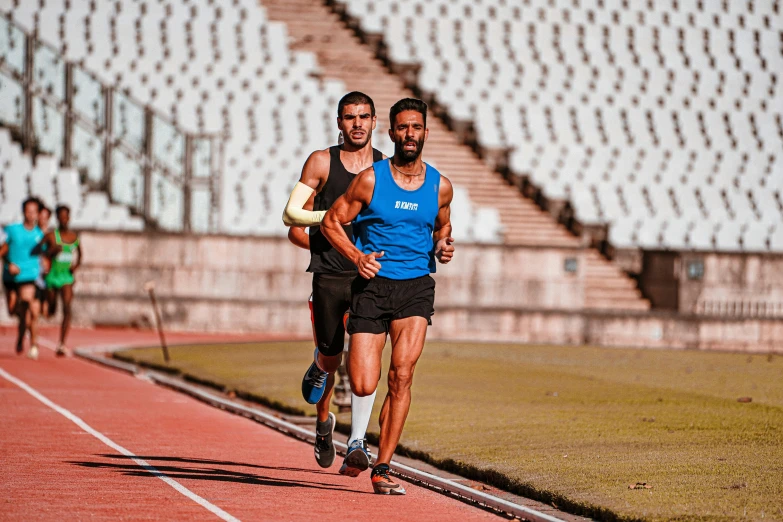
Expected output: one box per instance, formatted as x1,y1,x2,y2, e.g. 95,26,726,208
283,92,384,476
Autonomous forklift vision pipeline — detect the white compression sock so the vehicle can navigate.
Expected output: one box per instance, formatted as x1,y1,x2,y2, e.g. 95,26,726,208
348,390,377,445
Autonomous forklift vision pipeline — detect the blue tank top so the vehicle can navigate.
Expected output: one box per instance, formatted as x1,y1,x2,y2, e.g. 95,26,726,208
353,159,441,280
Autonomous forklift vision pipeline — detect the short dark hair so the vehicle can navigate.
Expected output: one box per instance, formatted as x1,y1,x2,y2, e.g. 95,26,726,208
389,98,428,129
55,204,70,215
337,91,375,118
22,197,40,212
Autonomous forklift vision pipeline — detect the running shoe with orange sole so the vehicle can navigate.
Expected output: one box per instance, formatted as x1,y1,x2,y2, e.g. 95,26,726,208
371,464,406,495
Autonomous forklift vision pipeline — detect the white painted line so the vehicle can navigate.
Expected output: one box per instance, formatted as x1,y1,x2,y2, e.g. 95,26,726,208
0,366,240,522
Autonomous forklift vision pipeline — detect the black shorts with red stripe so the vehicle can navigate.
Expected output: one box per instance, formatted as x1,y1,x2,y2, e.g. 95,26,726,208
310,271,354,357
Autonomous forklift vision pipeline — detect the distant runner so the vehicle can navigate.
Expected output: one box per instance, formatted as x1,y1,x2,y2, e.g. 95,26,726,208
40,205,81,357
0,198,44,359
35,204,52,318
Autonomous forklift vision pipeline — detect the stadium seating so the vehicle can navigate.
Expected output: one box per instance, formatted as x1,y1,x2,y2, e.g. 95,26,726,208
0,1,502,243
0,127,143,230
335,0,783,252
0,0,656,311
261,0,650,310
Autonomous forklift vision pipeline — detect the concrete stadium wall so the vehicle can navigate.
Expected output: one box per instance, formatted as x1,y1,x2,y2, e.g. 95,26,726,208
0,230,585,329
640,250,783,318
432,308,782,353
681,252,783,316
2,231,781,352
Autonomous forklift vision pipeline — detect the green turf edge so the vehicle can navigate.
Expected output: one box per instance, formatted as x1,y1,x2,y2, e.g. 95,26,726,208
112,351,310,417
112,349,649,522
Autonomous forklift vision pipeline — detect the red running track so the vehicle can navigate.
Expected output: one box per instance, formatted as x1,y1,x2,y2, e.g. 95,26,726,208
0,328,500,521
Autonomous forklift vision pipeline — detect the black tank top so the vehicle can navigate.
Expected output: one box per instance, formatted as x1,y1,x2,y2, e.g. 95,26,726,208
307,145,384,273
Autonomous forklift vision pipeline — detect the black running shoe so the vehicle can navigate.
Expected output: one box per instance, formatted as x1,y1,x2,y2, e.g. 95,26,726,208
371,464,406,495
314,412,336,468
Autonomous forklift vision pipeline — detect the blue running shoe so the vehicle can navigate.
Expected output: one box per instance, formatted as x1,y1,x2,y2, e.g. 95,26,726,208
339,438,371,477
301,361,328,404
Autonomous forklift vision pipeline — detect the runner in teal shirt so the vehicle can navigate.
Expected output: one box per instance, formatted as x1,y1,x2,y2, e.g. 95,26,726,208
0,198,44,359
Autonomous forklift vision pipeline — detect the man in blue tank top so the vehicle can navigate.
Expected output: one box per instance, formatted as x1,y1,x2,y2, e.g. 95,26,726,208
322,98,455,495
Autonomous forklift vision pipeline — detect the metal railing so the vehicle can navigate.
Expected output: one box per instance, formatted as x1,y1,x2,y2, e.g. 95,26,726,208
695,299,783,319
0,11,223,233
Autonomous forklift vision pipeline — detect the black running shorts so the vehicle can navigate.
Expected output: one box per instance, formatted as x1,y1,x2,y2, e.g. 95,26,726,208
2,278,15,292
312,271,354,357
4,279,35,292
35,285,46,303
347,275,435,335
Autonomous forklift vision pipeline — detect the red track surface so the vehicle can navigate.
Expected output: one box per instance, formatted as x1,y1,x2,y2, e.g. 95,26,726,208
0,327,500,521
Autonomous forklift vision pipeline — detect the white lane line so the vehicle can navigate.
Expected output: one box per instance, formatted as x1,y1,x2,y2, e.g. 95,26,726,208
0,366,240,522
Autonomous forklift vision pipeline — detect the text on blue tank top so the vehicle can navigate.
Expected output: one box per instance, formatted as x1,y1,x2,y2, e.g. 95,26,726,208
353,160,441,280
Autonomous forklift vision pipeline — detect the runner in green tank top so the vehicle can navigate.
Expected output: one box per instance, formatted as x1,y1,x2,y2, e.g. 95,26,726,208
46,228,78,288
40,205,82,357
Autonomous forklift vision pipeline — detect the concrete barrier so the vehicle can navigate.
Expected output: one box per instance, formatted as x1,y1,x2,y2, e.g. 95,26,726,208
2,231,781,352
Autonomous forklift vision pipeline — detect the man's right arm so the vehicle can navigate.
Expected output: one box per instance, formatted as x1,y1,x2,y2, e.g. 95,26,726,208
0,229,19,275
322,168,384,279
282,150,330,227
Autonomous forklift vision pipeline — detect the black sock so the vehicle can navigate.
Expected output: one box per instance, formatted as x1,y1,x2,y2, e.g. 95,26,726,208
16,301,29,349
316,416,332,435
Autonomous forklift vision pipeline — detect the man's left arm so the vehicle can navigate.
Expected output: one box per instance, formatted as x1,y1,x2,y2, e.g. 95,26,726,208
434,175,455,264
287,191,315,250
73,237,82,272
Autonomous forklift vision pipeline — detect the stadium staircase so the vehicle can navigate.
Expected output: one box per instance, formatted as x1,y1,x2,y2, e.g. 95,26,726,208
262,0,650,311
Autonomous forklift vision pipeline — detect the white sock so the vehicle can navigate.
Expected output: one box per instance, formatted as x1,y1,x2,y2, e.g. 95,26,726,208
348,390,377,445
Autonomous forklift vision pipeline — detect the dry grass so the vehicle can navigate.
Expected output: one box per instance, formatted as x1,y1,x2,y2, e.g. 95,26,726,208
119,341,783,521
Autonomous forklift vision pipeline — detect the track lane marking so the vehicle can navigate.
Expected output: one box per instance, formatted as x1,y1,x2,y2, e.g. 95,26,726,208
0,365,240,522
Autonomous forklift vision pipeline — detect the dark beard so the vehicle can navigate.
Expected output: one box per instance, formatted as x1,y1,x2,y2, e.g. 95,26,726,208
394,137,425,163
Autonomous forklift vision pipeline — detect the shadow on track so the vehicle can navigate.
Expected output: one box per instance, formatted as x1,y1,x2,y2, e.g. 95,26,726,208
68,456,367,493
96,453,334,476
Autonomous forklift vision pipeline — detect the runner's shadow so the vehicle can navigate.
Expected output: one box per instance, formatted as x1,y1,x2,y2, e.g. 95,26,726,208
68,460,369,494
96,454,334,476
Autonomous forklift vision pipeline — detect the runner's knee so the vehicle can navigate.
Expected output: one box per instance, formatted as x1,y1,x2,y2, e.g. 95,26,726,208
387,365,415,395
351,377,378,397
15,299,29,317
317,352,342,373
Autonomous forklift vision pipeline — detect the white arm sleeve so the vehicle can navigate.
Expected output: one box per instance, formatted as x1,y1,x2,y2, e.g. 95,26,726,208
282,182,326,227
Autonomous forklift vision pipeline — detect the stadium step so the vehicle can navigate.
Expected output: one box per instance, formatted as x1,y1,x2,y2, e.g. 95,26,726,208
261,0,650,311
583,254,651,311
